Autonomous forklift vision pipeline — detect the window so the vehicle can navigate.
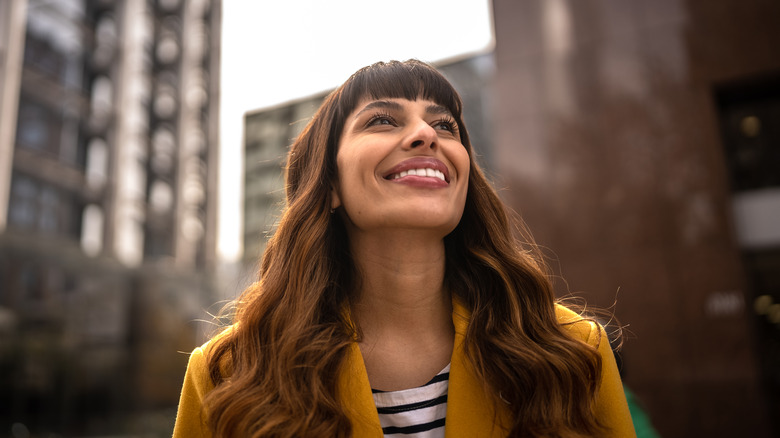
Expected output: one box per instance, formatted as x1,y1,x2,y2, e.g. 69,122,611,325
7,173,82,240
8,174,37,228
16,98,59,154
23,33,67,84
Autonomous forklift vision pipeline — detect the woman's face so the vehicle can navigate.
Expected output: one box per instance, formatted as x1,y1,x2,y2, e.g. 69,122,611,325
331,97,470,238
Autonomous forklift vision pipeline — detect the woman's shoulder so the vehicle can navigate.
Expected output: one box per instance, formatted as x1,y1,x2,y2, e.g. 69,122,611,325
180,325,237,392
185,324,237,372
200,324,237,352
554,303,602,347
173,326,237,438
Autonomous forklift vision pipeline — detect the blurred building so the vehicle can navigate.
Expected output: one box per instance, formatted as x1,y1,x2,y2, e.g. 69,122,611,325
242,53,495,266
243,92,322,265
491,0,779,437
0,0,221,435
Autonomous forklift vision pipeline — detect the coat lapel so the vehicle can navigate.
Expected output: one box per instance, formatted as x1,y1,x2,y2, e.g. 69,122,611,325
444,300,511,437
338,341,384,436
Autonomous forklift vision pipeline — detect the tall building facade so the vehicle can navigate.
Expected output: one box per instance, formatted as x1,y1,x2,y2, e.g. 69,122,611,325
0,0,221,435
491,1,779,437
242,54,495,266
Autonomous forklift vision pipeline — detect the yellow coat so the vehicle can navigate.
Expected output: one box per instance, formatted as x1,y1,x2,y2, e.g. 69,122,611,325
173,301,636,437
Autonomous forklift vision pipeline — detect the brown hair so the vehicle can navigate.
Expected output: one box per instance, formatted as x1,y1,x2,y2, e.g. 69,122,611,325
204,60,604,437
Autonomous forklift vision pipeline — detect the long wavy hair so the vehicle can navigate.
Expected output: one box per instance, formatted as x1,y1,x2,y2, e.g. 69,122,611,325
204,60,604,437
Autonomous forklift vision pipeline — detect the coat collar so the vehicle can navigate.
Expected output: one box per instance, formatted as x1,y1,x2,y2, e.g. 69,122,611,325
337,299,511,437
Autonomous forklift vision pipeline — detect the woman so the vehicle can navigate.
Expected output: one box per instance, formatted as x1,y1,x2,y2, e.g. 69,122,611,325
173,60,635,437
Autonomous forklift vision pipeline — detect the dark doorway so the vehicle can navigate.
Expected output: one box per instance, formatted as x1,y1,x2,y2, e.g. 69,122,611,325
716,72,780,436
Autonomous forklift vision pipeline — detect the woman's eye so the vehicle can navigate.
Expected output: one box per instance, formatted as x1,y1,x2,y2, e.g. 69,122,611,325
367,114,395,127
433,119,458,133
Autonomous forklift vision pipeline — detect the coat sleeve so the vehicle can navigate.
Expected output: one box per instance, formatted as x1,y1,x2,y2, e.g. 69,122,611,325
172,346,213,438
587,323,637,438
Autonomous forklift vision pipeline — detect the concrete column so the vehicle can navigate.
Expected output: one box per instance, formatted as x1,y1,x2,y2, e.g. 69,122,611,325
0,0,28,231
111,0,147,266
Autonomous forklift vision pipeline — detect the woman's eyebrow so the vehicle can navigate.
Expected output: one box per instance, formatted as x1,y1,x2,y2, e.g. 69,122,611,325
353,100,403,119
426,103,453,118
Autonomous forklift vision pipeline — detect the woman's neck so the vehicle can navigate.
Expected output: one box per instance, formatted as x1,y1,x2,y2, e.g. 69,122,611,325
348,230,455,391
349,230,450,330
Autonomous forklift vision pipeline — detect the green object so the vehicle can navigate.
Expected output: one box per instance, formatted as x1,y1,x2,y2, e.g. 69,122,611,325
624,387,662,438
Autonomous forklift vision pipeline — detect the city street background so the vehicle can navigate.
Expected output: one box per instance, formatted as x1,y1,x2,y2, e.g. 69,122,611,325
0,0,778,437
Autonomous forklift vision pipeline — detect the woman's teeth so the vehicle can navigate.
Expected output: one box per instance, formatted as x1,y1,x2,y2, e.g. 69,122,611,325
391,168,446,182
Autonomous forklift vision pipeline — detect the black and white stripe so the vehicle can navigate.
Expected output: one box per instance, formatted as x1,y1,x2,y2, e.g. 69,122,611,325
372,364,450,437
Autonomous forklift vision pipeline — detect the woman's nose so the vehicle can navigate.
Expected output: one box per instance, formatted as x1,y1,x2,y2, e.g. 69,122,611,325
406,120,438,149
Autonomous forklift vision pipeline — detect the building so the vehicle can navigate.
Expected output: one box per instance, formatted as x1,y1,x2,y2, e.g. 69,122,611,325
0,0,221,435
243,92,324,265
491,1,779,436
242,53,496,267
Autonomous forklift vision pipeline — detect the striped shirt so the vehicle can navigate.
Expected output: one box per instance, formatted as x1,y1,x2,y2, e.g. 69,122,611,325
371,364,450,437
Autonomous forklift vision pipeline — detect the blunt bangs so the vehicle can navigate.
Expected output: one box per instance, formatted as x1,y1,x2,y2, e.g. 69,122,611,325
327,60,470,152
344,60,462,118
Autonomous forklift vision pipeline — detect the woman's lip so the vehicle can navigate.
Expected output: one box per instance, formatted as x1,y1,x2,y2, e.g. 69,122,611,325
383,157,450,183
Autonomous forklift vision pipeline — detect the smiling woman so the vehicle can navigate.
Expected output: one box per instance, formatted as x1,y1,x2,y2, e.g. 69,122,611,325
173,60,636,438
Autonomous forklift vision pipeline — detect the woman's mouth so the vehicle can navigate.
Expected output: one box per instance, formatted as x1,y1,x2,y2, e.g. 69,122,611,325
383,157,451,184
387,168,447,182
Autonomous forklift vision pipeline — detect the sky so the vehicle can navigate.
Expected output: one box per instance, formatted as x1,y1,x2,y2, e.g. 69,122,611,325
218,1,494,262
